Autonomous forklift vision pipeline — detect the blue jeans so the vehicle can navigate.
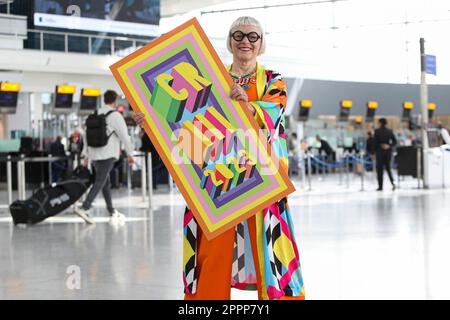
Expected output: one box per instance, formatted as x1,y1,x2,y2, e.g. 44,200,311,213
51,161,66,183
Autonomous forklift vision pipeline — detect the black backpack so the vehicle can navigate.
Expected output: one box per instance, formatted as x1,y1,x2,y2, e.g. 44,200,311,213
85,110,115,147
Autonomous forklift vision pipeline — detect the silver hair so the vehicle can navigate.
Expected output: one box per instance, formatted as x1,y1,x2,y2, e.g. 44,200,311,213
226,16,266,55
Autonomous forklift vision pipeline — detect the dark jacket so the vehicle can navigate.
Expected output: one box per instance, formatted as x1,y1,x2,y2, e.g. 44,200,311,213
140,130,161,165
374,127,397,152
50,140,66,157
140,131,154,153
366,137,376,155
319,139,334,156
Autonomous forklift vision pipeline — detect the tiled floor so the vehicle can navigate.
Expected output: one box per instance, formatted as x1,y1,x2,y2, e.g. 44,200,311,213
1,173,450,299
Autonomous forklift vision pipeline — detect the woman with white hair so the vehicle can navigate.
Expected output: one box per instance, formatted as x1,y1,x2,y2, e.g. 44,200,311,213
134,16,305,300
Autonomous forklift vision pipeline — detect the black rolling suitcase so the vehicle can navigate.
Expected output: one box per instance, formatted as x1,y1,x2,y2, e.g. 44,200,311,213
131,169,141,189
9,166,93,225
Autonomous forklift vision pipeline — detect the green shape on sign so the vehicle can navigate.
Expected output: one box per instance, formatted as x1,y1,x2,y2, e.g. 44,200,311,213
150,73,188,123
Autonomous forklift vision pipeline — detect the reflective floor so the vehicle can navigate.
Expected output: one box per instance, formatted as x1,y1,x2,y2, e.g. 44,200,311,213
1,173,450,300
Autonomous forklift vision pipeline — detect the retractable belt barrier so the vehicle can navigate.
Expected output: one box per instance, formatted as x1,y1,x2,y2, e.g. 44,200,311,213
300,152,375,192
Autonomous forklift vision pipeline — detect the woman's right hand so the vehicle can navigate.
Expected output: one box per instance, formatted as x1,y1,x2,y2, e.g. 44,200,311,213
133,112,145,127
230,84,255,115
230,84,248,103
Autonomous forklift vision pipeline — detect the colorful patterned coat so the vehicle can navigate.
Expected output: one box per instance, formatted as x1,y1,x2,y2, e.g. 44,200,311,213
183,64,305,300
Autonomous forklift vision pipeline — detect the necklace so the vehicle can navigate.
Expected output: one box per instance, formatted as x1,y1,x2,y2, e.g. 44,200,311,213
230,65,257,91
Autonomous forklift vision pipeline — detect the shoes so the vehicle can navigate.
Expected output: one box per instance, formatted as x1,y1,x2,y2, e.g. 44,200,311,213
376,188,383,191
392,184,396,191
109,210,126,225
74,206,96,224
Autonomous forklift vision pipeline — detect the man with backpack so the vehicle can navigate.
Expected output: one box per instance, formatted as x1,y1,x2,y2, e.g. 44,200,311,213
75,90,134,224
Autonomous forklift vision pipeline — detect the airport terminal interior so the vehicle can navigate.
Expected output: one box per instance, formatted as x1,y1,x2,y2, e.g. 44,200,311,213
1,0,450,300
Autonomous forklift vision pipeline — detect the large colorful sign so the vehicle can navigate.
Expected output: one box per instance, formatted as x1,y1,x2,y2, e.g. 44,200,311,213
110,18,294,239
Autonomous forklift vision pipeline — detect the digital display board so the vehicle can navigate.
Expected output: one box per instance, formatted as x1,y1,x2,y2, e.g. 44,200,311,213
34,0,160,37
366,101,378,122
55,93,73,109
80,88,100,111
299,100,312,121
428,102,436,120
80,95,98,111
55,85,75,110
0,82,20,113
339,100,352,122
402,101,414,121
0,91,18,108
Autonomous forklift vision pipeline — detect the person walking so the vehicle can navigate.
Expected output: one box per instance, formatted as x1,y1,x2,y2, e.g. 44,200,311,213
133,16,305,300
374,118,397,191
75,90,135,224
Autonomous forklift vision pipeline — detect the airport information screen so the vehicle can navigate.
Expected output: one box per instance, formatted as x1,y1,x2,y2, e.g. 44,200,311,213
34,0,160,37
0,92,18,108
80,95,98,111
55,93,73,109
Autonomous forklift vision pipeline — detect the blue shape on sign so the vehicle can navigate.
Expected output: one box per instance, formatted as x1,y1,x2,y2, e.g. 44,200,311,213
426,55,436,75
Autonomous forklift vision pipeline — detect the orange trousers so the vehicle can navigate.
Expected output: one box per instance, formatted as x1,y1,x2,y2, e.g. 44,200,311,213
184,215,304,300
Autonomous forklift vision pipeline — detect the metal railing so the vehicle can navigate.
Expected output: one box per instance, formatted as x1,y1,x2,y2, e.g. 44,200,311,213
25,29,151,56
129,152,153,208
0,154,66,205
1,153,155,210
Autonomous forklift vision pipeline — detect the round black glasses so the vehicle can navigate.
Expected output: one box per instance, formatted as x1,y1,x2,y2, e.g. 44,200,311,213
230,31,262,43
